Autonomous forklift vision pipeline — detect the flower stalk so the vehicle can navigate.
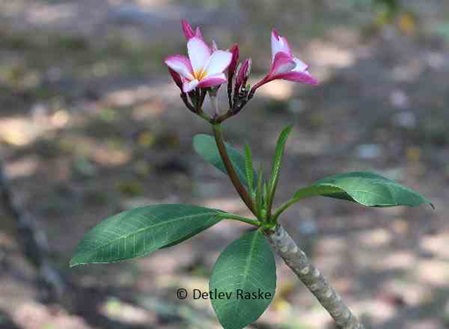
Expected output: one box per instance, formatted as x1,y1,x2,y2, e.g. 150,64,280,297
212,124,256,215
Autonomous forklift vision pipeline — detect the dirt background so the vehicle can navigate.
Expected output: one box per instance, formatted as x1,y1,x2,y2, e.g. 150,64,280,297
0,1,449,328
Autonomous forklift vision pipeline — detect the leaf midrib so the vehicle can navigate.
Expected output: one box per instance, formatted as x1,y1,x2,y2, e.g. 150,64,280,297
232,231,259,316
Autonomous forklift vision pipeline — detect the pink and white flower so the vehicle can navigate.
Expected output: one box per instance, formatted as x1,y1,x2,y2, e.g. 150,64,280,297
253,29,318,91
165,36,233,93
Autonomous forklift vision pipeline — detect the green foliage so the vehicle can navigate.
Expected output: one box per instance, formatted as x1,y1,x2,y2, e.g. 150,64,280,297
267,125,293,212
244,143,255,198
210,230,276,329
193,134,257,190
255,167,265,219
70,204,222,266
292,171,433,208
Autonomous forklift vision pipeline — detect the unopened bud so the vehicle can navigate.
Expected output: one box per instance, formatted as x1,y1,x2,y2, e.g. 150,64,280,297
227,44,240,79
235,58,251,92
182,20,202,40
168,68,183,91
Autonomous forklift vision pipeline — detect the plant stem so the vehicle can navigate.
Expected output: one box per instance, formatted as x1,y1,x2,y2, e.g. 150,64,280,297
217,213,260,227
272,198,298,221
265,225,365,329
212,124,256,215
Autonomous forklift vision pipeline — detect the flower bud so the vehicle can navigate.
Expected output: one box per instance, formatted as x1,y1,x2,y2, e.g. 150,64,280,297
168,68,183,91
235,58,251,92
227,44,240,79
182,20,202,40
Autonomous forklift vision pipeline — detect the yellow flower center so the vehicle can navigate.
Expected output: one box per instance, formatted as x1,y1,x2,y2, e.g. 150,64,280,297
193,69,207,81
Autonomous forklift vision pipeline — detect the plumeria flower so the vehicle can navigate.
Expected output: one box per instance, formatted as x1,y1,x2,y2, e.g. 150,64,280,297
252,29,318,92
165,36,233,93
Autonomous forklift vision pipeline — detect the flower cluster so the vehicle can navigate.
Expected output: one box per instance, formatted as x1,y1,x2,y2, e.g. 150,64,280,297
165,20,318,123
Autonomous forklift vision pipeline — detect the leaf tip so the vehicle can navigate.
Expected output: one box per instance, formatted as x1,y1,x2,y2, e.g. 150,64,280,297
69,258,80,268
69,255,88,268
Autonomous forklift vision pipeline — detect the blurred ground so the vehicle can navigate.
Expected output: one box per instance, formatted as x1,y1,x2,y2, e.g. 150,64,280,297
0,1,449,329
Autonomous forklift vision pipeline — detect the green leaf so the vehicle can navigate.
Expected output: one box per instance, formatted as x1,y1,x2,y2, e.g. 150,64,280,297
292,171,433,208
70,204,222,266
255,167,265,218
267,125,293,203
193,134,257,190
244,143,255,197
210,230,276,329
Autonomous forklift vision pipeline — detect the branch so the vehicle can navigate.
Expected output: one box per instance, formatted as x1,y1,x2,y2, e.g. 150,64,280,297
212,124,256,215
265,225,365,329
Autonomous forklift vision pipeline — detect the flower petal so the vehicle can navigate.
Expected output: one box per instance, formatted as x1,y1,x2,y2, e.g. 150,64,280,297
195,27,203,39
204,50,233,75
271,29,292,60
165,55,194,80
182,20,196,40
292,57,308,72
235,58,252,90
183,79,199,93
227,44,239,77
211,40,218,52
269,52,296,76
187,37,212,72
275,71,318,85
197,73,227,88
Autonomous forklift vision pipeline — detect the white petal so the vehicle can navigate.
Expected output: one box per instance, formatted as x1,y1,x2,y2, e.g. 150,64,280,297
204,50,233,75
271,31,291,60
211,40,218,52
292,57,308,72
165,55,194,80
187,37,211,72
183,79,199,93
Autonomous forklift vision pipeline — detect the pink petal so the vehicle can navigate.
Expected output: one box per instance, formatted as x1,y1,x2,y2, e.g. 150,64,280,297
204,50,233,75
275,71,318,85
271,29,292,59
183,79,199,93
235,58,252,89
272,28,281,40
181,20,203,40
228,44,239,77
194,27,203,39
197,73,227,88
187,37,212,73
165,55,194,80
269,52,296,76
182,20,196,39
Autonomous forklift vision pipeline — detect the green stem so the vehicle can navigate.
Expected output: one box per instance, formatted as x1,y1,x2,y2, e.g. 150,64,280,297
212,124,256,215
217,213,260,227
272,197,298,221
